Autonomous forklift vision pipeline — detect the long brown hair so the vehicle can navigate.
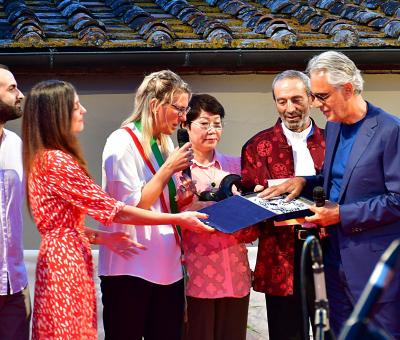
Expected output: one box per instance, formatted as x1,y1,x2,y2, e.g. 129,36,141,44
22,80,89,206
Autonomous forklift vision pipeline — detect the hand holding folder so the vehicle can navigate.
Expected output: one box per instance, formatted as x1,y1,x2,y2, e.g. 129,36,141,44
198,193,313,233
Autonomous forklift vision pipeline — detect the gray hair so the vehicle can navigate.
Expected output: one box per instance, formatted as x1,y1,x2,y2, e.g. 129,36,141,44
306,51,364,94
272,70,311,100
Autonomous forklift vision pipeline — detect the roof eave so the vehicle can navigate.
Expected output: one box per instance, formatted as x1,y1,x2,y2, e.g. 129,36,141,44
2,48,400,73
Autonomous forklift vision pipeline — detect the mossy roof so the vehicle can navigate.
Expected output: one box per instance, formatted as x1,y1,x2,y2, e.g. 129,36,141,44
1,0,399,50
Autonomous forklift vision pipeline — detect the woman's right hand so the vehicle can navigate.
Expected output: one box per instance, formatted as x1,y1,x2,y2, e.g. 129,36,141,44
175,211,214,233
164,142,193,174
176,173,198,209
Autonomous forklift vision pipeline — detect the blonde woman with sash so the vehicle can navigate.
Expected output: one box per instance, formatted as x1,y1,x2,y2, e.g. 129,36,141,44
98,70,196,340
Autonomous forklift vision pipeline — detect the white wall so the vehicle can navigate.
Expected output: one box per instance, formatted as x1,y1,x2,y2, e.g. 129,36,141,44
6,73,400,249
25,248,269,340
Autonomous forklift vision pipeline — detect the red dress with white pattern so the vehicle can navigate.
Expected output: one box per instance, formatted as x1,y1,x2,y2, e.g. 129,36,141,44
28,150,124,339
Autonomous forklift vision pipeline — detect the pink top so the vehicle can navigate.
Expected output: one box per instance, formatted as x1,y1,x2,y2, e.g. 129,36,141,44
179,151,257,298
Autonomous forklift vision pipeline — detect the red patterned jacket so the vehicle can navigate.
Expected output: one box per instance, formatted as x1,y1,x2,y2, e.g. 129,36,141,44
241,119,325,296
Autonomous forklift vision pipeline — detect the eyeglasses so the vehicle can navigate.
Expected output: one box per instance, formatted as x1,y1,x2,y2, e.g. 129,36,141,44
191,121,224,131
310,91,332,104
169,103,191,117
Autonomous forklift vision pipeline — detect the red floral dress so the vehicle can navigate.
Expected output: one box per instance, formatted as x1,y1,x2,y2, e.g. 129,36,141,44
29,150,124,339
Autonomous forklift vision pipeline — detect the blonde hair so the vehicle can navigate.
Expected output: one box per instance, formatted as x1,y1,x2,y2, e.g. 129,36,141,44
123,70,191,156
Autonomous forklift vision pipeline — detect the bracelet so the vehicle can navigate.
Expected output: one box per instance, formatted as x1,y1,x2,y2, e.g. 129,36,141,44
88,232,98,244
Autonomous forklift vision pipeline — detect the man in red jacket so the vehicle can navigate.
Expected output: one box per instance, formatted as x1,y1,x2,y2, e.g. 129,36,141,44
241,70,325,340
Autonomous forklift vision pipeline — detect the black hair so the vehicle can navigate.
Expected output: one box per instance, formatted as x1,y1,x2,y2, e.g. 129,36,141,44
186,94,225,125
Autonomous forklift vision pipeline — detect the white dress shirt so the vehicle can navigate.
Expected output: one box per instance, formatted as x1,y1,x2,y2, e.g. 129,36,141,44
0,129,28,295
281,121,316,176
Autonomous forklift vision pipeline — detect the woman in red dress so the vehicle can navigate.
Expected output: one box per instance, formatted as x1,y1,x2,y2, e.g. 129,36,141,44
21,80,210,339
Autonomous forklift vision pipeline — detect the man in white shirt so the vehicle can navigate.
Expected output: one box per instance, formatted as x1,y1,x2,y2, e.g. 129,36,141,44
0,64,30,340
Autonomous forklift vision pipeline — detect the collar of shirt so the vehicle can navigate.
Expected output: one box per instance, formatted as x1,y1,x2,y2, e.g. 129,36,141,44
281,122,316,176
281,120,314,146
191,151,223,170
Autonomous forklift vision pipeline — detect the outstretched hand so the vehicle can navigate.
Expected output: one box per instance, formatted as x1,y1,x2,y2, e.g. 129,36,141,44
176,211,214,233
103,231,146,259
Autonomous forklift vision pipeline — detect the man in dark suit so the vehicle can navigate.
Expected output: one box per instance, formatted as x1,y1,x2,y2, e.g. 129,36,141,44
261,51,400,338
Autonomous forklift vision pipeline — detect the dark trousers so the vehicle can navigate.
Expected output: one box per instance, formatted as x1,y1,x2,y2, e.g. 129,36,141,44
265,235,316,340
100,275,184,340
183,295,250,340
0,285,31,340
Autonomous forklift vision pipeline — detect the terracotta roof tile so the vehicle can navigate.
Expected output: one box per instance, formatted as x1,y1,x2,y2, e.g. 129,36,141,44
0,0,399,50
105,0,173,46
383,19,400,37
352,10,381,25
214,1,295,46
3,0,45,44
156,0,232,45
53,0,107,46
363,0,380,10
380,1,400,16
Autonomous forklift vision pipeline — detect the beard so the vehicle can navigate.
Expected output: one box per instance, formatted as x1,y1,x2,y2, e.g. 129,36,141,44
0,99,22,124
281,110,309,132
285,118,305,131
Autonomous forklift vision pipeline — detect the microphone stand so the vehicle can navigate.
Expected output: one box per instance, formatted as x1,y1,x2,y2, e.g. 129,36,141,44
301,235,334,340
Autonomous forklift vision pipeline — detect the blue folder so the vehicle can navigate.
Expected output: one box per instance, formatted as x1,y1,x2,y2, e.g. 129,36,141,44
199,194,313,233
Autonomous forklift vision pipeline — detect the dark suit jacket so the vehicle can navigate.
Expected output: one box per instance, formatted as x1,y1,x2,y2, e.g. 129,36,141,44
307,102,400,303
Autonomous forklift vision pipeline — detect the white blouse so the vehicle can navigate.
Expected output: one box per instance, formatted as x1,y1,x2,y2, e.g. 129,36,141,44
98,123,182,284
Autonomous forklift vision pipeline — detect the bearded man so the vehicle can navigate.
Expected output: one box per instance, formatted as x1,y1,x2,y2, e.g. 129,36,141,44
241,70,325,340
0,64,31,340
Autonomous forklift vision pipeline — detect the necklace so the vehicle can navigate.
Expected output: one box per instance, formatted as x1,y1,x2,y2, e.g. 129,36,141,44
196,161,218,189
